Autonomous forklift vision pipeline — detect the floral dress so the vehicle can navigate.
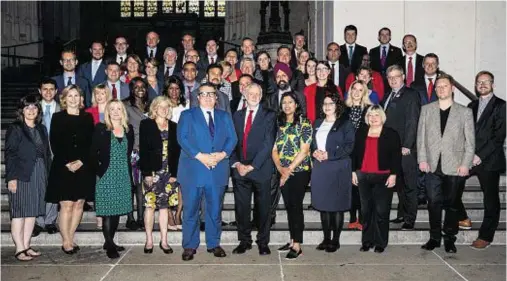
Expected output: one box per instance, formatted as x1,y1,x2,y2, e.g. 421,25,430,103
143,130,179,209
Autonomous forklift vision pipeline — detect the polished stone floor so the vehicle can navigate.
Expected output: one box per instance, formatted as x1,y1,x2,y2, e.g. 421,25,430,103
1,245,505,281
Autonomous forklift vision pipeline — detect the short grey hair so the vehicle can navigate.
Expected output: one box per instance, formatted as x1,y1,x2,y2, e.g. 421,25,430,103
244,83,263,97
163,47,177,59
386,64,404,75
240,57,255,69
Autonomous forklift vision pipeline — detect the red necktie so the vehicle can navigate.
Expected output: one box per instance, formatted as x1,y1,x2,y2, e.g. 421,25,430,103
427,78,433,101
112,84,118,99
407,57,414,87
242,110,254,159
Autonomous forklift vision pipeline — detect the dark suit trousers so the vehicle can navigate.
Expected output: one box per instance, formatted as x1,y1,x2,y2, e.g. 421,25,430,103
426,172,466,242
457,167,501,242
357,172,393,248
396,153,419,224
233,176,272,245
252,171,280,225
281,171,310,243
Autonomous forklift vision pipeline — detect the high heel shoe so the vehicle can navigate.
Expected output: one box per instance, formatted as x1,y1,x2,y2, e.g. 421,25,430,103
285,247,302,260
144,243,153,254
61,246,75,255
159,242,173,254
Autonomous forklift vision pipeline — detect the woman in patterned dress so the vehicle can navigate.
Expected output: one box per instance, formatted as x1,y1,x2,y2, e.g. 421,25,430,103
139,96,181,254
272,92,313,260
91,100,134,259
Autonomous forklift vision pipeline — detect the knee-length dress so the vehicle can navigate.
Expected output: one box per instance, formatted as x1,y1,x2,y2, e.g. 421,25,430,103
95,134,133,216
143,130,180,209
9,127,47,218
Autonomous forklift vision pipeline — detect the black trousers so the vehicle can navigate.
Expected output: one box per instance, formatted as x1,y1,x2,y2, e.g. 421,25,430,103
350,187,362,223
233,176,272,245
269,172,281,222
417,170,427,201
281,171,310,243
457,167,501,242
426,172,466,242
396,153,419,224
357,172,393,248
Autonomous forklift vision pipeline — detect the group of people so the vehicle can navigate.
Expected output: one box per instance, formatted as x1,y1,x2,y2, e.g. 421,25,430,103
5,25,505,262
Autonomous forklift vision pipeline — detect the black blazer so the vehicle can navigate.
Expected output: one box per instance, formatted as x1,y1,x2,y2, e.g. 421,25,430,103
290,48,315,69
382,85,421,149
410,78,438,106
399,54,424,85
339,44,368,73
352,125,401,175
231,105,277,181
268,90,307,117
156,64,182,82
469,95,506,172
369,45,404,75
139,118,180,177
5,122,51,182
138,45,165,64
90,123,134,184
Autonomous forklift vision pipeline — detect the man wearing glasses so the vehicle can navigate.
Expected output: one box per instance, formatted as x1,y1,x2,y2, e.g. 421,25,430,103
177,83,237,261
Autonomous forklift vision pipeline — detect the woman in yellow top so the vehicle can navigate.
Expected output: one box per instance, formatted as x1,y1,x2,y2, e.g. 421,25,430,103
272,92,312,260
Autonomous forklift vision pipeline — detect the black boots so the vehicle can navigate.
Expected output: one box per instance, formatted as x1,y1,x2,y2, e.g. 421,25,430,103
102,216,121,259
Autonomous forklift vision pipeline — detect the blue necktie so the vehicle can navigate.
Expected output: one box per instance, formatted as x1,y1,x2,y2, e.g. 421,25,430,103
44,105,51,134
207,111,215,138
348,46,354,65
67,76,73,86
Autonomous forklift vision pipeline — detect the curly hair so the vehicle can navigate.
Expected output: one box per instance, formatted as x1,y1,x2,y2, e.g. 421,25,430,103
319,91,345,119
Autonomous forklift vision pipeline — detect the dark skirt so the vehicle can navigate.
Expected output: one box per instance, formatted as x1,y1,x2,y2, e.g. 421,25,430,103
45,158,95,203
9,159,47,218
310,158,352,212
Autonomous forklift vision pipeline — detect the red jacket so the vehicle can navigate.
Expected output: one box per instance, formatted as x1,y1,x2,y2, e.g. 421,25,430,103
85,106,100,125
304,83,343,124
345,71,385,101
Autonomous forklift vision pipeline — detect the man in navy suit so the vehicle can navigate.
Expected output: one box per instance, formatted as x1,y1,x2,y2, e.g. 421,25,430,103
51,50,91,107
201,39,222,70
236,37,256,69
79,40,107,88
339,25,368,74
369,27,403,80
399,34,424,87
231,83,276,256
157,47,181,81
177,82,237,261
105,62,130,100
139,31,164,63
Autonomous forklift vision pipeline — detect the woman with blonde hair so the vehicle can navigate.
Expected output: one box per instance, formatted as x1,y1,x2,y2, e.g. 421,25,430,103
45,85,95,254
86,84,112,125
90,100,134,259
139,96,181,254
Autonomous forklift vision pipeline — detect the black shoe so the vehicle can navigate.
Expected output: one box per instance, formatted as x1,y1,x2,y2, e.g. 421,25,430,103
418,199,427,206
271,219,276,227
421,239,441,251
359,244,373,252
285,248,302,260
182,248,196,261
258,244,271,255
103,243,125,252
83,203,93,211
125,220,140,230
73,244,81,252
45,224,59,234
200,222,205,231
221,221,228,227
229,221,238,227
207,246,227,257
61,246,75,255
32,225,43,237
136,220,145,230
278,243,291,251
316,240,330,251
325,241,340,253
401,223,414,230
105,246,120,259
390,217,404,223
374,246,384,253
232,242,252,254
444,239,457,253
144,243,153,254
159,242,173,254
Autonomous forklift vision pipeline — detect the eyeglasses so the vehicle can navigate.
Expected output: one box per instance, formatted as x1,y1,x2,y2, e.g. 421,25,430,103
24,104,38,110
323,102,335,106
199,92,216,97
476,80,493,86
316,67,329,72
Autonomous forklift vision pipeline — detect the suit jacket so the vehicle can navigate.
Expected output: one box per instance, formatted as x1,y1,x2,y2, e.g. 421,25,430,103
469,95,506,172
231,105,276,181
311,116,356,161
107,81,130,101
399,54,424,86
90,123,134,185
52,73,92,107
290,68,306,93
189,86,231,114
268,89,307,116
176,107,238,187
369,44,403,76
147,79,165,101
156,64,182,82
332,63,350,94
290,48,315,69
382,85,421,149
139,118,180,177
5,122,52,182
304,84,344,123
417,102,475,175
139,46,164,64
410,78,437,106
79,60,107,88
339,44,368,73
201,55,223,70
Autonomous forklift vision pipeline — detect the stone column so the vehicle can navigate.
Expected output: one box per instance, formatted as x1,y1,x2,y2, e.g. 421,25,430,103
257,1,292,59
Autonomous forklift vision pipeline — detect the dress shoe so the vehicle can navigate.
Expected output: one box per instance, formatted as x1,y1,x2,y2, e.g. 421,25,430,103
61,246,75,255
325,241,340,252
271,219,276,227
359,244,373,252
390,217,404,223
316,239,331,251
232,242,252,254
374,246,384,253
471,238,491,249
144,243,153,254
418,199,427,206
444,239,457,253
200,222,205,231
258,244,271,255
458,218,472,230
73,244,81,252
105,246,120,259
45,224,59,234
136,220,145,230
83,203,93,211
159,242,174,254
125,220,140,230
182,248,196,261
221,221,228,227
229,221,238,227
421,239,441,251
285,247,302,260
401,223,414,230
207,246,227,257
32,225,43,237
103,243,125,252
277,243,291,251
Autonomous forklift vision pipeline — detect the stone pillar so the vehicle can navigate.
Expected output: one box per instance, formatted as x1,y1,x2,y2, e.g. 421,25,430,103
257,1,292,60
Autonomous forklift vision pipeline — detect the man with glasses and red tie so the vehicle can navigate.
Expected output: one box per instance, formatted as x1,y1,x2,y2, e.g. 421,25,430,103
177,82,237,261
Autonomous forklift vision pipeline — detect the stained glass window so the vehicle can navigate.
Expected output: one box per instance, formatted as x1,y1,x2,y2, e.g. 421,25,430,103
217,1,226,17
162,0,173,13
175,0,186,13
188,0,199,15
120,0,226,18
204,0,215,17
147,0,157,17
133,0,145,17
120,0,131,17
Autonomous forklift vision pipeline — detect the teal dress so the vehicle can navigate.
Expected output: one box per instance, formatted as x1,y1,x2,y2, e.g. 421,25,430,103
95,133,133,216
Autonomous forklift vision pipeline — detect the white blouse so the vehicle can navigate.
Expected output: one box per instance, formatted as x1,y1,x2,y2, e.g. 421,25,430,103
316,120,333,151
171,103,190,123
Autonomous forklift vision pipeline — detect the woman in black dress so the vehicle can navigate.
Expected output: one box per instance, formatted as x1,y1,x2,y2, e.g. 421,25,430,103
46,85,95,254
5,94,51,261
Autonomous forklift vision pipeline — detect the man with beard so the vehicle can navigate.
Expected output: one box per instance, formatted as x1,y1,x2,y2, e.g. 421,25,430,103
275,45,305,92
190,64,231,114
79,40,107,88
105,61,130,100
268,62,306,114
51,50,91,106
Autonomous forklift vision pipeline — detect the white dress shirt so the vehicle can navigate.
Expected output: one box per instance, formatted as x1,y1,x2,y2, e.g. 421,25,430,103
424,74,437,89
116,54,127,65
147,47,158,58
328,61,340,86
208,55,218,64
164,63,175,76
200,107,215,125
345,43,356,58
237,97,247,112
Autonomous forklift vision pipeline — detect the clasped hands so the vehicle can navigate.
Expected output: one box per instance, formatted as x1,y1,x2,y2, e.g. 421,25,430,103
196,152,226,170
236,163,254,177
65,160,83,173
419,162,470,177
312,150,328,162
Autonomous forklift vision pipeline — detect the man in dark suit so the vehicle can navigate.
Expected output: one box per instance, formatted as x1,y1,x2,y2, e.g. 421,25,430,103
276,45,305,93
382,65,421,230
157,47,181,81
184,49,206,82
231,83,276,255
105,62,129,100
399,34,424,87
231,74,253,115
290,31,313,69
460,71,506,249
177,33,199,68
79,40,107,88
369,27,403,79
327,42,350,93
106,36,130,73
139,31,164,63
51,50,91,107
201,39,222,70
339,25,368,74
268,62,307,114
236,37,256,69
